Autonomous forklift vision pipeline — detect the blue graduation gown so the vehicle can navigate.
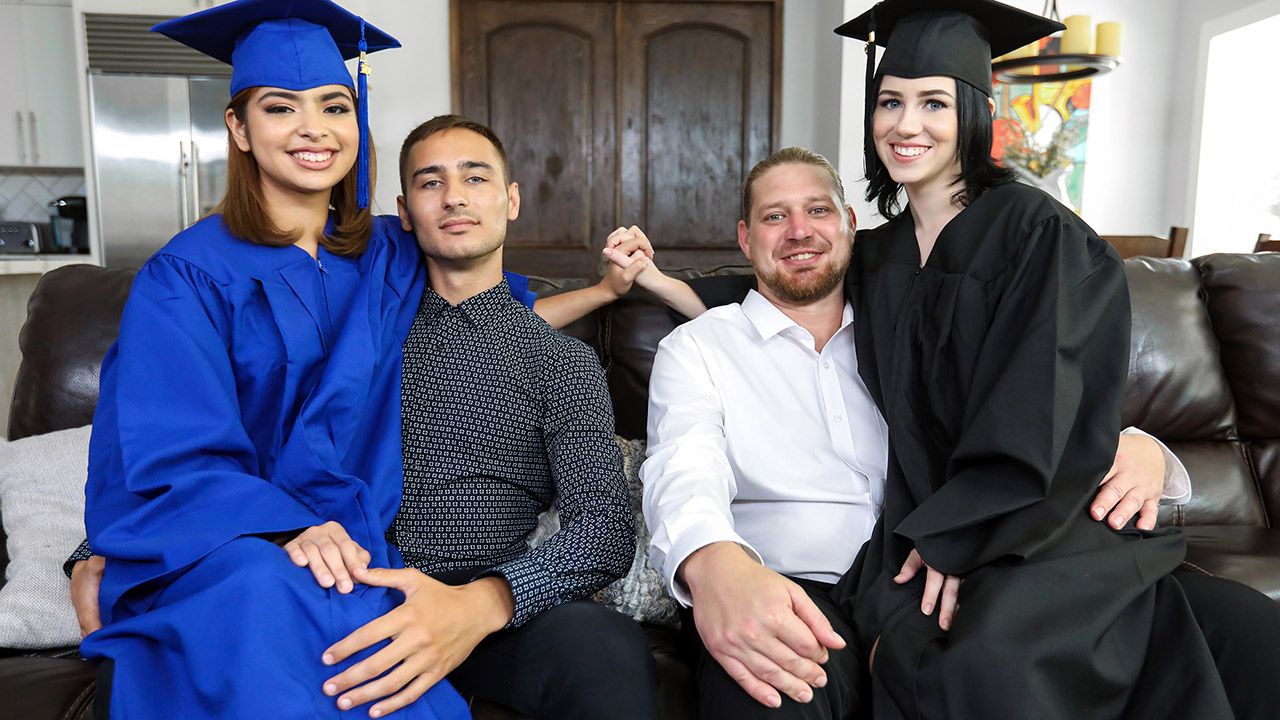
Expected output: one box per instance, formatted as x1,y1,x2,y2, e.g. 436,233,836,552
81,216,475,719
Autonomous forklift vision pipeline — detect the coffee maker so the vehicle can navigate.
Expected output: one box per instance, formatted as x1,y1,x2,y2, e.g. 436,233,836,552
46,196,89,254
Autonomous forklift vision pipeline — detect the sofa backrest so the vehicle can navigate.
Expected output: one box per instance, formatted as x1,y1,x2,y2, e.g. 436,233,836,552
1196,253,1280,522
5,254,1277,574
8,265,134,442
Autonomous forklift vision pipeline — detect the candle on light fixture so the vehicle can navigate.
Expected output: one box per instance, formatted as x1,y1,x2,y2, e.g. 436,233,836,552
1096,21,1123,57
1061,14,1094,54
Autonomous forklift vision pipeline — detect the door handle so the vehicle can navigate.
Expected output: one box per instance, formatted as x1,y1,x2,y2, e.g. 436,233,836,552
15,111,26,165
28,112,39,165
191,142,202,220
179,141,191,228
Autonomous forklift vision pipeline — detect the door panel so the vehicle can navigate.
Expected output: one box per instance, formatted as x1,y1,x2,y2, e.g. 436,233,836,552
457,1,616,276
455,1,777,276
619,3,774,269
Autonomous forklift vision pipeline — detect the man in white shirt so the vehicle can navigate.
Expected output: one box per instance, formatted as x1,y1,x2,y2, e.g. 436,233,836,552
640,147,1223,719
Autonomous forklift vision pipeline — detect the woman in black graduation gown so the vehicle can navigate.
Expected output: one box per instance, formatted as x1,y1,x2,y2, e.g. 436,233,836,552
832,2,1239,718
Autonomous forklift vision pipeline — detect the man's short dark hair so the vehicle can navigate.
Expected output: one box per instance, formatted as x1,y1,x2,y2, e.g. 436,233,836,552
398,114,512,196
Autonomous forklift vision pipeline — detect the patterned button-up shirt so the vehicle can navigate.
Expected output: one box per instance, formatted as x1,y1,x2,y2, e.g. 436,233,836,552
393,278,632,627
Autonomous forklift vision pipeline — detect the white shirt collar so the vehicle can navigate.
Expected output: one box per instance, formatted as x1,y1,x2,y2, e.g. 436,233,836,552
741,289,855,343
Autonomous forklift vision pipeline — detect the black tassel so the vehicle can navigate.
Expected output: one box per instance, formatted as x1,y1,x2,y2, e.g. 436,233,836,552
863,10,878,182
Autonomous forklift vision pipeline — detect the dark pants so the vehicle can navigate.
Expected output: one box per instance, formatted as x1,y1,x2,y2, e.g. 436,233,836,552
449,599,658,720
685,572,1280,720
1176,569,1280,720
686,577,870,720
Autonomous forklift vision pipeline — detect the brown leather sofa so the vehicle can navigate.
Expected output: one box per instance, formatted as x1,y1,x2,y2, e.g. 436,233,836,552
2,252,1278,720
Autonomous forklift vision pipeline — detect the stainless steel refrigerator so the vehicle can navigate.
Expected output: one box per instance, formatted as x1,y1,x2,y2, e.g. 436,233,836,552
88,74,229,269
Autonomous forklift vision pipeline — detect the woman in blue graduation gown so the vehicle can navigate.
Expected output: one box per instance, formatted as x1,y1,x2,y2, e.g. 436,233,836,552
78,2,471,718
833,2,1235,718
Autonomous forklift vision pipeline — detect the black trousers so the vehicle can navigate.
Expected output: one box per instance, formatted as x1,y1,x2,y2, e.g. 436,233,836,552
686,577,870,720
1175,569,1280,720
686,572,1280,720
449,599,658,720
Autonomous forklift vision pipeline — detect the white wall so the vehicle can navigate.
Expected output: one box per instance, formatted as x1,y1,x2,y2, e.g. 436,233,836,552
352,0,452,216
355,0,843,220
779,0,845,162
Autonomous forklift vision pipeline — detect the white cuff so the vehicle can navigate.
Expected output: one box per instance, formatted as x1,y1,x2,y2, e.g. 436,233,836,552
1121,426,1191,504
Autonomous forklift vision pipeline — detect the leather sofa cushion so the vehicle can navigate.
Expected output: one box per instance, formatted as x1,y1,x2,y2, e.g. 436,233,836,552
600,268,755,441
0,656,95,720
1166,441,1268,526
1196,253,1280,440
1249,441,1280,521
1121,258,1236,441
1181,526,1280,601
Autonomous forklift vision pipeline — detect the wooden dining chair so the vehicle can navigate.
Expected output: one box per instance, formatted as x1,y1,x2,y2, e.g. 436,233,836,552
1102,226,1189,259
1256,233,1280,253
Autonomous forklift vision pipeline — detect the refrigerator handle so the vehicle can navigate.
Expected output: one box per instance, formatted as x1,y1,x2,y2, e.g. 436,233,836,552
179,141,191,228
191,142,202,220
16,111,26,165
28,112,39,165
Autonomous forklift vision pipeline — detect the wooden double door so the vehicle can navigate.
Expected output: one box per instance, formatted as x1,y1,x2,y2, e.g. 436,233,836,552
453,0,780,277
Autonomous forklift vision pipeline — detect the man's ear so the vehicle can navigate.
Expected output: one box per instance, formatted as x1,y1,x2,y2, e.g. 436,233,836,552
507,182,521,222
736,220,752,259
227,108,251,153
988,96,996,117
396,195,412,232
846,205,857,236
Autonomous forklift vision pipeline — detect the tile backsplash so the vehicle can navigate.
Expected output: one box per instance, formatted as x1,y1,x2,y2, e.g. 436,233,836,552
0,168,87,223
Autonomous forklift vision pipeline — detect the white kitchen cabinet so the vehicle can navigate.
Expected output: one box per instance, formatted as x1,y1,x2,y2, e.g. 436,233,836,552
0,4,83,167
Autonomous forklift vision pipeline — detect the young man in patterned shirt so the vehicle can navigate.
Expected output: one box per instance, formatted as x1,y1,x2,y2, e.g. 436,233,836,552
312,115,656,719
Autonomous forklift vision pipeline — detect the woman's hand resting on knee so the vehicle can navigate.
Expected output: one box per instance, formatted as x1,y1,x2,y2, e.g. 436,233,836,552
277,521,371,594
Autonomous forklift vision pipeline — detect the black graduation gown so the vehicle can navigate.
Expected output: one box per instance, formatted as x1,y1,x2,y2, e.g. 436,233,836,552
836,182,1231,719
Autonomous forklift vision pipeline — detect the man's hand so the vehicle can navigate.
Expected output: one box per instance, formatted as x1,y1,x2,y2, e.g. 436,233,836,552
281,521,371,593
682,542,845,708
321,568,514,718
1092,433,1166,531
893,549,961,631
70,555,105,638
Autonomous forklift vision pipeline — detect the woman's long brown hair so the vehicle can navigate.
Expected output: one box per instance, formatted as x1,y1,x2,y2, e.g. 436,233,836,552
213,86,374,257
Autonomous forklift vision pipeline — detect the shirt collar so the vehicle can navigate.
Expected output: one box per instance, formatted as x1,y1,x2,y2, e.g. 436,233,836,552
419,276,515,327
741,288,854,342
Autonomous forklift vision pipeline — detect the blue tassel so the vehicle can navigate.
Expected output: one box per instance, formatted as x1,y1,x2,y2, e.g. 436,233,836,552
356,19,371,210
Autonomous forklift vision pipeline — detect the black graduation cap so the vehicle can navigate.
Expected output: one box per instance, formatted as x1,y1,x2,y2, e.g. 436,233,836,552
835,0,1064,97
153,0,401,209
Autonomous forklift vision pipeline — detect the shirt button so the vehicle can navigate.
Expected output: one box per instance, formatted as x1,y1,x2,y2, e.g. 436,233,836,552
822,361,830,369
834,414,843,422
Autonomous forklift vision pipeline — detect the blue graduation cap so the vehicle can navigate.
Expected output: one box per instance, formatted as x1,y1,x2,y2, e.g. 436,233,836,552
153,0,401,209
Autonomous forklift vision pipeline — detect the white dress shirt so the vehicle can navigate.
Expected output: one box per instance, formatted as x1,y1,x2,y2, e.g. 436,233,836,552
642,291,888,602
641,290,1191,606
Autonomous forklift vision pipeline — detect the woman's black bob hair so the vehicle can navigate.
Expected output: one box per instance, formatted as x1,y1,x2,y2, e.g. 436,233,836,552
864,74,1016,220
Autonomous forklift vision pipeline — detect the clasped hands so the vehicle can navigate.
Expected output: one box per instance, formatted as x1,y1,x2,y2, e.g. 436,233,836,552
283,522,514,718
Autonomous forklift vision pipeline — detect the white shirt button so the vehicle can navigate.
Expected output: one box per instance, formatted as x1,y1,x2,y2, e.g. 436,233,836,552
823,361,830,369
834,414,843,422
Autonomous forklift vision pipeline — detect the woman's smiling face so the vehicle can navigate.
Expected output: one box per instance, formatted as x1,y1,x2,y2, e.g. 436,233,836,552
872,74,962,195
228,84,359,202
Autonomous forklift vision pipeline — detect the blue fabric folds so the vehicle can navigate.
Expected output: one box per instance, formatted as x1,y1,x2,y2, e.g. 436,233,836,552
81,215,470,720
